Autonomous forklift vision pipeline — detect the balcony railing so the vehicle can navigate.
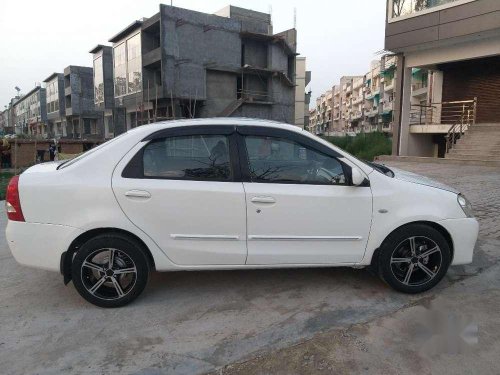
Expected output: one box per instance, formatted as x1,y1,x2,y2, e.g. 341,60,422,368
409,99,476,126
238,89,271,103
412,82,428,92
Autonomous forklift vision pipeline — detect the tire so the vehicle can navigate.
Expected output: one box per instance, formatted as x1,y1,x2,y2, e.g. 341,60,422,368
71,233,150,308
378,224,451,294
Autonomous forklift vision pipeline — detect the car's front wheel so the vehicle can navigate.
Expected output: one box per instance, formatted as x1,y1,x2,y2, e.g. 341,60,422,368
71,234,150,308
378,224,451,293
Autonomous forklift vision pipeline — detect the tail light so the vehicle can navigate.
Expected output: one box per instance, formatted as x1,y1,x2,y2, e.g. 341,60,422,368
5,175,25,222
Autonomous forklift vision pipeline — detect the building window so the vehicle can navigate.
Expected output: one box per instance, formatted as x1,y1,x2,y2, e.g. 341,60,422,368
113,32,142,98
390,0,474,21
46,79,59,114
127,33,142,94
114,42,127,97
94,56,104,104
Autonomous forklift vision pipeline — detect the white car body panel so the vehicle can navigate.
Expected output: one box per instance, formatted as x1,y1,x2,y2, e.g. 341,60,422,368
244,182,372,264
6,118,479,274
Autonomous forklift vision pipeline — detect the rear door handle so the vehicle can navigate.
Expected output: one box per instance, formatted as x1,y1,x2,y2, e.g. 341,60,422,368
251,196,276,204
125,190,151,199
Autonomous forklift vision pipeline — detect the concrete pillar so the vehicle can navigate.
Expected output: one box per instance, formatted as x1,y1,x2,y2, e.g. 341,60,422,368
399,65,413,156
392,55,405,155
431,70,443,124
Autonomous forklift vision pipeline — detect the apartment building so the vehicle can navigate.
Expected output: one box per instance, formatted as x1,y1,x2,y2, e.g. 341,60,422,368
13,86,47,136
1,98,16,135
90,45,126,138
386,0,500,158
43,73,66,137
64,65,104,139
105,5,298,130
295,57,312,129
309,90,332,135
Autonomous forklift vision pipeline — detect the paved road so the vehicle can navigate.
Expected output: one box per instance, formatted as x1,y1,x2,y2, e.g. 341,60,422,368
0,161,499,375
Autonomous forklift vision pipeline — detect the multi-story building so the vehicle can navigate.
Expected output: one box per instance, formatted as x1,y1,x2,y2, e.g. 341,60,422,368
364,61,382,132
386,0,500,158
295,57,312,129
64,65,104,139
380,55,397,133
13,86,47,136
350,76,366,132
308,108,317,132
90,45,126,138
310,90,332,136
105,5,297,130
43,73,66,137
331,85,342,133
339,76,362,133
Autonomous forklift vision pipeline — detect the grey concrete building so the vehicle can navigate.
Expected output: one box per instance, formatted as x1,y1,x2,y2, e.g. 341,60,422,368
90,45,126,138
295,57,311,129
0,97,18,135
386,0,500,158
13,86,47,136
106,4,298,130
43,73,66,138
63,65,104,139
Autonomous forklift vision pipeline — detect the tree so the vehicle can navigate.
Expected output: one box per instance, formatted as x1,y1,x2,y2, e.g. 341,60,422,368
393,0,407,17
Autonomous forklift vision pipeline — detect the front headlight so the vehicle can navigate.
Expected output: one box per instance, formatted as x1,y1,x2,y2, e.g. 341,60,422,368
457,194,474,218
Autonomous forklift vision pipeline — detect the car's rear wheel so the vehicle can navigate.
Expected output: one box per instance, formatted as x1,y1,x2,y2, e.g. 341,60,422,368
378,224,451,293
71,234,150,308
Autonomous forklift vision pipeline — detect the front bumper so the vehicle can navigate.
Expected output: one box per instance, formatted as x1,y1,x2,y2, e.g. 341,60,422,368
438,218,479,265
6,221,83,272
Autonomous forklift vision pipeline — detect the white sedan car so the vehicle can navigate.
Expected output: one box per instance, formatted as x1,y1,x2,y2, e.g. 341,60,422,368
5,118,479,307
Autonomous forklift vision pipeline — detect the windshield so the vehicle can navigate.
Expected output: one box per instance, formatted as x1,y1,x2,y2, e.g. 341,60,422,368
57,132,129,169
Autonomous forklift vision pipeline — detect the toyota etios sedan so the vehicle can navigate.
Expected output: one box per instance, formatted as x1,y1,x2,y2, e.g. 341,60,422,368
6,118,478,307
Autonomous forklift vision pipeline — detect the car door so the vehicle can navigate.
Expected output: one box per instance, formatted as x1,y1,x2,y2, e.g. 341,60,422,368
238,126,373,265
112,126,247,265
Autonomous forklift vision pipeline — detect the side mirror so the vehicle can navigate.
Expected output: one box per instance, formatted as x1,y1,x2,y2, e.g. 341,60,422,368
351,167,365,186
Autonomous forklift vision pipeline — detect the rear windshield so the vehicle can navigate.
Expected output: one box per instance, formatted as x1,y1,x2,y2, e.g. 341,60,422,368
57,133,128,169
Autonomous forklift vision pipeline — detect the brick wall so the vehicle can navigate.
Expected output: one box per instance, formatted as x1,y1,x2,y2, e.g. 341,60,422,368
7,140,101,168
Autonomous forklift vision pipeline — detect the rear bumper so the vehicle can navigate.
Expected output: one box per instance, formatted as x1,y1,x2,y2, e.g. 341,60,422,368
6,221,83,272
438,218,479,265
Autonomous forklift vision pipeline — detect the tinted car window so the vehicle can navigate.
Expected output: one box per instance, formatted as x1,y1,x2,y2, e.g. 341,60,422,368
143,135,232,180
244,136,346,185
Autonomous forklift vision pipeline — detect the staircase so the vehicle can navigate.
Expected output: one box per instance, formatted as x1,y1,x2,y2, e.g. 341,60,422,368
218,98,246,117
446,123,500,162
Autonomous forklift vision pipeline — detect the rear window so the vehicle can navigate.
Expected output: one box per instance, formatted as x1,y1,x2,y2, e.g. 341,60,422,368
57,133,128,169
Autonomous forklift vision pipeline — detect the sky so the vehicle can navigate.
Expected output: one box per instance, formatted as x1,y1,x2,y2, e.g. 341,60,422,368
0,0,386,108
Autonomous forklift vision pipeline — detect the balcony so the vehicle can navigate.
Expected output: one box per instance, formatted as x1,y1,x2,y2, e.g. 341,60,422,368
352,110,363,120
412,82,428,97
409,99,476,134
142,47,161,68
384,80,395,92
352,96,363,105
367,108,379,118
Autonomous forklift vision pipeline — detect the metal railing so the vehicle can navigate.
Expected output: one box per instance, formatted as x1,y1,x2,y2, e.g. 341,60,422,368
237,89,271,103
409,98,477,153
409,99,476,126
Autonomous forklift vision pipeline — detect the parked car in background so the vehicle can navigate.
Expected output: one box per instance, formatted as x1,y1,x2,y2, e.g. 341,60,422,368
5,118,479,307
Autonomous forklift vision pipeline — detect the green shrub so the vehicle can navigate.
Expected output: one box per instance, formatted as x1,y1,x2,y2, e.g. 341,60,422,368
324,132,392,161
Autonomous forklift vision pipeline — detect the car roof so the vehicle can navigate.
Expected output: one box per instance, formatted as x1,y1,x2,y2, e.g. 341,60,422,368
127,117,304,136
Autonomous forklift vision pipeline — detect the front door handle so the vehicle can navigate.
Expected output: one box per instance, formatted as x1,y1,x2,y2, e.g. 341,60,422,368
251,196,276,204
125,190,151,199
